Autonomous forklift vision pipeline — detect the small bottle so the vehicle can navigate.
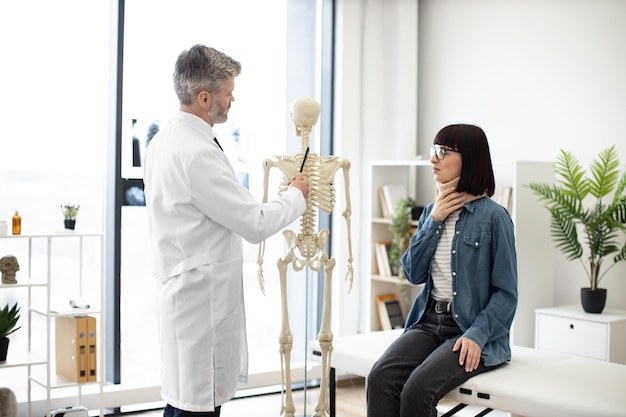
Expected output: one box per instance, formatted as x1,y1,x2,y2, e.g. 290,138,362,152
0,220,7,236
12,210,21,235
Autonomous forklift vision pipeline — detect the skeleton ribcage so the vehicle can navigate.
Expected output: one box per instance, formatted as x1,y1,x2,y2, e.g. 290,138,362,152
277,152,336,260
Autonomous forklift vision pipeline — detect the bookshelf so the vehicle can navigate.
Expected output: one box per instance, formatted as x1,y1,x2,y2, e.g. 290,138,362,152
366,160,434,331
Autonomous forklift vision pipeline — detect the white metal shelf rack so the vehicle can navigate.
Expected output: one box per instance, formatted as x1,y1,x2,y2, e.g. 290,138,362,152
0,232,104,417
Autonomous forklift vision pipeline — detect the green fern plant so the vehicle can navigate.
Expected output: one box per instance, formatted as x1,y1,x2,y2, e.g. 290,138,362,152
389,197,416,277
0,302,21,339
389,197,416,303
527,145,626,290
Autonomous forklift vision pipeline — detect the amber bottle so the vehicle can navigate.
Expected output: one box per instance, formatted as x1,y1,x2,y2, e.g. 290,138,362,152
12,210,21,235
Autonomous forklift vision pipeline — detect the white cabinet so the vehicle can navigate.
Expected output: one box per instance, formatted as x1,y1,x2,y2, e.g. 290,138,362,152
535,305,626,364
0,233,104,417
493,161,555,348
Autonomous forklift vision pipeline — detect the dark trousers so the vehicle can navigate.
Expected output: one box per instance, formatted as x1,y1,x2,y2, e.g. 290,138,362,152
164,404,221,417
366,300,493,417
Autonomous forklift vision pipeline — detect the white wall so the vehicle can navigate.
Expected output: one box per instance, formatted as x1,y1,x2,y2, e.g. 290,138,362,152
417,0,626,311
333,0,626,336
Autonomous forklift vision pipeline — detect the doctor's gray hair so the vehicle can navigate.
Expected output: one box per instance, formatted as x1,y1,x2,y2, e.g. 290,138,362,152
173,44,242,105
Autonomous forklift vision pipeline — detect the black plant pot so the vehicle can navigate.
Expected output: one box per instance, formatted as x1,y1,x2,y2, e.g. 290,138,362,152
581,287,607,314
64,219,76,230
0,337,9,361
411,206,424,221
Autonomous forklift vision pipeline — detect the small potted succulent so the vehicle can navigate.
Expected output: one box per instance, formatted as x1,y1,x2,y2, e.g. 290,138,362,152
0,302,21,361
61,203,80,230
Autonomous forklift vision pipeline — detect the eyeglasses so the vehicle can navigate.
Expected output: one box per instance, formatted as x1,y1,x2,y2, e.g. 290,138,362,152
430,146,461,160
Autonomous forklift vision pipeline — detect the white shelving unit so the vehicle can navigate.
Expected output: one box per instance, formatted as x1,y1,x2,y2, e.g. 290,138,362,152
366,160,434,331
365,160,555,344
0,232,105,417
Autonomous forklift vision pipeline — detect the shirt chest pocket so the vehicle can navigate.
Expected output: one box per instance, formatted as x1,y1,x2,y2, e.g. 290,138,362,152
462,233,491,272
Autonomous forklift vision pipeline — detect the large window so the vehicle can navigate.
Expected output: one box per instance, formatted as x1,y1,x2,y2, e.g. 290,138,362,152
0,0,333,410
0,0,110,405
113,0,333,395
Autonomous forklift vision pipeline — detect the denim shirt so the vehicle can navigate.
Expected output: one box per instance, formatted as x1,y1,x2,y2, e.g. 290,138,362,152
401,197,518,367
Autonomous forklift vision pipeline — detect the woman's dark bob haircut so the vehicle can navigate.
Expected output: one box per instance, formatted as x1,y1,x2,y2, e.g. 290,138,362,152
433,124,496,197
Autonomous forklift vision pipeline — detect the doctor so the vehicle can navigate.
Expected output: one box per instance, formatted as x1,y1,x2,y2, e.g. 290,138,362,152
144,44,309,417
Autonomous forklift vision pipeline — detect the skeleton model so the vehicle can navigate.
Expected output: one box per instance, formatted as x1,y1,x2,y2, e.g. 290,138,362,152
257,97,353,417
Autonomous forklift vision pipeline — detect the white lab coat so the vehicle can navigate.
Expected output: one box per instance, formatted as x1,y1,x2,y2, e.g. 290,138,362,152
144,111,306,412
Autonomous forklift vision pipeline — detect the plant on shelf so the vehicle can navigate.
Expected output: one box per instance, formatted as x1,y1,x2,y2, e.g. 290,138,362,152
389,197,416,304
61,203,80,230
528,145,626,313
61,203,80,220
0,301,21,361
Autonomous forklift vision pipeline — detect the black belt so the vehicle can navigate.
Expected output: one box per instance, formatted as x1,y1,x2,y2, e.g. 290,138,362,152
431,299,452,314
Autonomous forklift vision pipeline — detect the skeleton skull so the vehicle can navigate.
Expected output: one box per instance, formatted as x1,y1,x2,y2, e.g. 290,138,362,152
0,255,19,284
291,97,320,136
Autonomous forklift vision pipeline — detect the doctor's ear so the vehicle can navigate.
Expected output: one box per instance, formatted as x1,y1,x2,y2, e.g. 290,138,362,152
198,91,211,107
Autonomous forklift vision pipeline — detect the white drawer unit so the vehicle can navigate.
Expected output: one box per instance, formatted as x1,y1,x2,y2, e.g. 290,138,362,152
535,305,626,364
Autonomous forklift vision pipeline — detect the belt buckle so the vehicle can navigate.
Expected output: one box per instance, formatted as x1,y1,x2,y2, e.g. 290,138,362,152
434,301,450,314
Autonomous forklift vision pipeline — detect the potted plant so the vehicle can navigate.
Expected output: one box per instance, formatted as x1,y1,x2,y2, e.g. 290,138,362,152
0,302,21,361
528,145,626,313
61,203,80,230
389,197,417,304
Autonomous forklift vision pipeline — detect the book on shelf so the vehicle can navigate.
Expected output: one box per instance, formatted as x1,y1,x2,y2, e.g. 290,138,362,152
375,241,401,276
375,241,392,276
500,186,513,213
376,293,405,330
378,184,407,218
378,187,390,218
384,242,401,276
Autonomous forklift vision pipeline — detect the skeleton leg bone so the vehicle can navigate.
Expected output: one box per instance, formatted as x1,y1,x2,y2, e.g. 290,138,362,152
313,248,335,417
277,252,296,417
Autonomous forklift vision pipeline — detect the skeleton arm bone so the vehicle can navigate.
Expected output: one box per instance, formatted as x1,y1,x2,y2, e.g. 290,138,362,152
340,158,354,292
257,158,275,295
257,155,307,294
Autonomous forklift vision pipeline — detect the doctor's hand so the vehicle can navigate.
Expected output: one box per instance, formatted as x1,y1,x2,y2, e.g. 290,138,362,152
288,174,310,199
452,336,482,373
430,187,465,222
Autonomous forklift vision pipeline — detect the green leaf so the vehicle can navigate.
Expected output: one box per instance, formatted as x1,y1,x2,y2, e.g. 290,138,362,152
0,302,22,338
526,146,626,288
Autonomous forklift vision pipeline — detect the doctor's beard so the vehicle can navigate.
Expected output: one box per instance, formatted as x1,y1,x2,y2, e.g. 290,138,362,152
209,100,230,124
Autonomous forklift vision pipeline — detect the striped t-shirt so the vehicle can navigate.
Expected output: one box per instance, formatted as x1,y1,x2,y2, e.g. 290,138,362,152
430,209,461,302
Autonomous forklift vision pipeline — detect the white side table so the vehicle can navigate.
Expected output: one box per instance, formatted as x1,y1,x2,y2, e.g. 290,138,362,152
535,304,626,364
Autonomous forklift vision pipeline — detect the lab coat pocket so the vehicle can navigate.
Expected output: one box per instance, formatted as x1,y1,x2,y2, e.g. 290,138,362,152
209,259,244,321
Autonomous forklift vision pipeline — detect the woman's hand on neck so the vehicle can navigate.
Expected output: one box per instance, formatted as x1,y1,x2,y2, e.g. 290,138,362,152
431,178,466,222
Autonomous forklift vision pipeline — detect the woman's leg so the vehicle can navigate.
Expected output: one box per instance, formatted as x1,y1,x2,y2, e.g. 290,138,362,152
399,337,490,417
367,303,495,417
366,325,441,417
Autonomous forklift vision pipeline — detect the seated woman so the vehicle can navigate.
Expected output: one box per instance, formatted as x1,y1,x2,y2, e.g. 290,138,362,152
366,124,518,417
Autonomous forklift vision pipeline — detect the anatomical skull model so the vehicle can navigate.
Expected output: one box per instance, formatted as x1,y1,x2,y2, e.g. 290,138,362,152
0,255,20,284
257,97,353,417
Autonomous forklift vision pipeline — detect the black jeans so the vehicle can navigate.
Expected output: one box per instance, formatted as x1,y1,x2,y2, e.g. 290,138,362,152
164,404,221,417
366,300,493,417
